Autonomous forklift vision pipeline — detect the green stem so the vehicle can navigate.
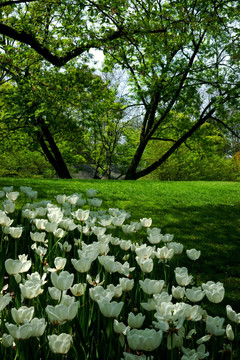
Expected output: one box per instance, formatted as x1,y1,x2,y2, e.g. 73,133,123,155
235,323,238,360
79,225,83,247
14,237,18,259
0,229,3,253
170,335,174,360
45,235,63,262
163,261,167,282
97,304,101,349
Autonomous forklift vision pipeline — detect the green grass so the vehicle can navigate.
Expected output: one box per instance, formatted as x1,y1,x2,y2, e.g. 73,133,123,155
0,177,239,314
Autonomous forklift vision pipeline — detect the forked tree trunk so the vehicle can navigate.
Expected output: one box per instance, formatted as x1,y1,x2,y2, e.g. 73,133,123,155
124,109,215,180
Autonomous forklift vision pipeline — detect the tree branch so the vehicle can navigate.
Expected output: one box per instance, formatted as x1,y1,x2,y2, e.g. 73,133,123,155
0,0,37,7
150,137,176,142
0,20,166,67
211,116,240,139
133,106,216,179
142,31,207,145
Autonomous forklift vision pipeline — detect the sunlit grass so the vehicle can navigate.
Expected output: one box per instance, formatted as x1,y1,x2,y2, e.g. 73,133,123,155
0,179,239,314
0,178,239,359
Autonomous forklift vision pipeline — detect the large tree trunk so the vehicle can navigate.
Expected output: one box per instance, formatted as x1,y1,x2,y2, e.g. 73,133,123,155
124,139,148,180
124,108,215,180
37,118,72,179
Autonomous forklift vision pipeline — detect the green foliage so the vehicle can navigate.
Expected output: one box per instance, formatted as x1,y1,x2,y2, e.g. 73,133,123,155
102,1,240,179
0,125,53,178
1,1,240,179
145,147,239,181
0,55,130,178
143,120,240,181
0,147,53,178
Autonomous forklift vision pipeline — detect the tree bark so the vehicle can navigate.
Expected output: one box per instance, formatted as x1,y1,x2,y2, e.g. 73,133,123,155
124,138,148,180
37,118,72,179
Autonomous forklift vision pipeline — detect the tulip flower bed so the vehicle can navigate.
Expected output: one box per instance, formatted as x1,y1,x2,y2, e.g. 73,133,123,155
0,185,239,360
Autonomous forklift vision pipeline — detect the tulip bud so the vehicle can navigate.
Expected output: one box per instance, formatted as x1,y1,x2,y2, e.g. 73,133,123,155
0,293,12,311
48,287,61,301
136,257,154,273
119,278,134,292
226,324,234,341
202,281,225,303
97,299,124,318
70,283,86,297
226,305,240,324
172,285,185,300
174,267,193,286
86,189,98,197
56,195,67,204
206,316,225,336
9,227,23,239
127,312,145,329
185,286,205,302
71,258,92,273
11,306,34,324
50,271,74,291
167,242,184,254
88,198,102,207
113,319,128,334
6,192,19,201
54,257,67,270
3,200,15,213
46,301,78,323
186,248,201,260
139,278,165,295
72,209,90,221
140,218,152,227
45,222,58,233
127,328,162,351
2,333,14,347
48,333,72,354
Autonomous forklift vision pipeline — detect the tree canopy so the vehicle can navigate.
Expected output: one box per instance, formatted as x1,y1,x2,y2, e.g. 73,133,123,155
0,0,240,179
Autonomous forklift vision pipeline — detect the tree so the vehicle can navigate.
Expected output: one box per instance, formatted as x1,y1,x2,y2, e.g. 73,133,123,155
0,120,53,177
0,0,161,66
144,117,240,181
0,52,125,178
1,1,240,179
79,70,140,179
103,1,240,179
0,0,135,178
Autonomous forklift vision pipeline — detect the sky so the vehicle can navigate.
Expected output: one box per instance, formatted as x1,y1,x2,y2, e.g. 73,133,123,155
89,49,105,69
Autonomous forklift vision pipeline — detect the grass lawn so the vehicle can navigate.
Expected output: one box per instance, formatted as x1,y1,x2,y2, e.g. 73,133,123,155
0,177,239,315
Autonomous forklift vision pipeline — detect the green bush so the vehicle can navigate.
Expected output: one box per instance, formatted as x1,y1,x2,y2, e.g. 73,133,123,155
0,149,54,178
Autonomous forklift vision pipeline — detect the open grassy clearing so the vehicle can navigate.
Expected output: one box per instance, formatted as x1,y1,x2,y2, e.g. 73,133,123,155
0,177,239,316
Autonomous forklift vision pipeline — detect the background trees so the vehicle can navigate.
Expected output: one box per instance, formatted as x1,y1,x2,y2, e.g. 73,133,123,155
0,38,130,178
0,0,240,180
103,1,240,179
144,120,240,181
0,59,130,178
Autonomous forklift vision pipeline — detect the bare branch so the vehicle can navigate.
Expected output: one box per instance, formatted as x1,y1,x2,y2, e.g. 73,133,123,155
211,116,240,139
146,30,207,141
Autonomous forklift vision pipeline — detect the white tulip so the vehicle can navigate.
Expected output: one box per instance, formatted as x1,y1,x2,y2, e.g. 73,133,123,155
48,333,72,354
